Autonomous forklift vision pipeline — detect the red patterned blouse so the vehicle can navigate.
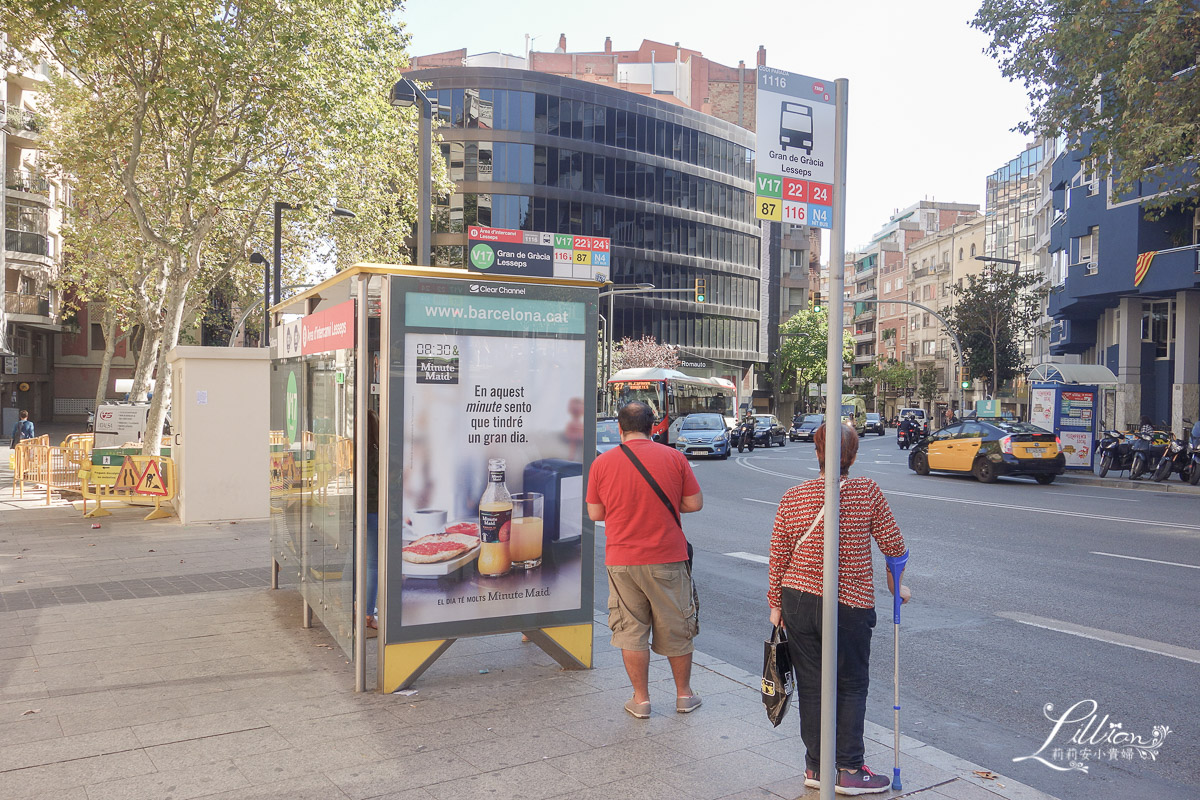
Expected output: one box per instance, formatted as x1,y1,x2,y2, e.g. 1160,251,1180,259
767,476,906,610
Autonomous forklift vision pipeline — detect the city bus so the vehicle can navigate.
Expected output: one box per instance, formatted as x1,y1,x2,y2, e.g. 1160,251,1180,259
607,368,737,445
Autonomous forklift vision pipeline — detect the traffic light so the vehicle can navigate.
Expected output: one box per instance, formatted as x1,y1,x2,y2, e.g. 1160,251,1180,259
811,292,822,311
961,380,970,389
694,278,707,303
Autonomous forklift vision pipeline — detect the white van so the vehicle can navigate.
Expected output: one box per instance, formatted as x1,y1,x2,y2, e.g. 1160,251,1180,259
898,406,929,436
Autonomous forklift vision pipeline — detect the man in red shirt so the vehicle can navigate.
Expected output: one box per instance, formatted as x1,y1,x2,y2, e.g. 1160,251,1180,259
587,401,703,719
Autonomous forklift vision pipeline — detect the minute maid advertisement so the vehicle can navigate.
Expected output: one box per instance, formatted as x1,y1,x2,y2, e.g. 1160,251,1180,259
386,274,597,643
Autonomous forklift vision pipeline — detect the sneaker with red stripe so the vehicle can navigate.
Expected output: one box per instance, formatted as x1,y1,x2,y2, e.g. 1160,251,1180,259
834,765,890,795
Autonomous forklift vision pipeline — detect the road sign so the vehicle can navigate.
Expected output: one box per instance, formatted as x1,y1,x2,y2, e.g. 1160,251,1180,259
467,227,611,282
755,66,835,229
135,460,169,496
115,457,141,489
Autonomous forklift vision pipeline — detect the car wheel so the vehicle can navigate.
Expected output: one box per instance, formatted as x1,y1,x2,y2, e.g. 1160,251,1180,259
1130,454,1146,480
973,457,998,484
1035,474,1055,485
721,449,729,460
912,452,930,476
1098,451,1112,478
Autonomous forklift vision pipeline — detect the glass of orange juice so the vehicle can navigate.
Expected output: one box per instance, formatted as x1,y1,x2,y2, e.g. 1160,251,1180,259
509,492,544,570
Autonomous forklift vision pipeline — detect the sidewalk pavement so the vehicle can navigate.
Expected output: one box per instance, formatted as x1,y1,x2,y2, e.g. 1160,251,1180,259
0,466,1060,800
1054,469,1200,495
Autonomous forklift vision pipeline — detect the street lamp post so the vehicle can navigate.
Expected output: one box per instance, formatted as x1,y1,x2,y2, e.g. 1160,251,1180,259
597,283,656,386
231,284,315,347
263,204,356,347
390,78,433,267
974,254,1021,274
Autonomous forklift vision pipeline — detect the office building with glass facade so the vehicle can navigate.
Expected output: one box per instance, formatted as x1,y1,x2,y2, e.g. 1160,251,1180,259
406,66,765,373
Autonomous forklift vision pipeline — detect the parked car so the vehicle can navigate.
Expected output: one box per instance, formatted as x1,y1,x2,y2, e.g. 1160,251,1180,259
864,413,886,436
790,414,823,442
596,418,621,454
908,419,1064,484
751,414,787,448
674,413,731,459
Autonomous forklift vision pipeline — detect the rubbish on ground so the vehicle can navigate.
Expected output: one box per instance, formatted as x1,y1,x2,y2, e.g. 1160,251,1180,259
393,688,418,696
21,709,40,716
973,770,999,780
479,669,489,674
90,524,101,529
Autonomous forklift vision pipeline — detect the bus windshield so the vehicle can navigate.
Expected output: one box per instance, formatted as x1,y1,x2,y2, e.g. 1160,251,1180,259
610,381,665,419
782,107,812,134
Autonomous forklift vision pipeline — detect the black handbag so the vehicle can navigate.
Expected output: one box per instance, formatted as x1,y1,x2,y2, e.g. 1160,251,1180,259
761,624,794,727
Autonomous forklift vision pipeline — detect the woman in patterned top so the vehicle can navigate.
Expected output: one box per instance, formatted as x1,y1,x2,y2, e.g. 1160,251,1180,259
768,422,910,796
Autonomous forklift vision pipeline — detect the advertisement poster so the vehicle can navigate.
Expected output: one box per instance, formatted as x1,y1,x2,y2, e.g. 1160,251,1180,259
1030,388,1056,430
387,275,596,642
1060,430,1093,469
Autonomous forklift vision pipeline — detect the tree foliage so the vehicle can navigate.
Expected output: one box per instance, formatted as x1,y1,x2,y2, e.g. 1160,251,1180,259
776,309,854,396
973,0,1200,211
947,267,1045,396
612,337,679,372
2,0,450,452
861,357,914,399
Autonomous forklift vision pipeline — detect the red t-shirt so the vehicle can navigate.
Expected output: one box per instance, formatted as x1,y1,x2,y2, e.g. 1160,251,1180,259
586,438,699,566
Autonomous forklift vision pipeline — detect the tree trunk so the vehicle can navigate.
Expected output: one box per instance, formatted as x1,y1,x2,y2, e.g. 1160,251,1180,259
141,271,189,456
130,324,160,402
92,308,119,414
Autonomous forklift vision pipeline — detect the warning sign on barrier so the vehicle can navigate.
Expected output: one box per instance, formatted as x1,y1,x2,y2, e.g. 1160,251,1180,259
135,460,169,496
115,457,141,489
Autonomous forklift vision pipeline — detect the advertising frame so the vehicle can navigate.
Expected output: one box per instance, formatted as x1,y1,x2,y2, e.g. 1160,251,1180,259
382,272,598,648
1033,382,1098,470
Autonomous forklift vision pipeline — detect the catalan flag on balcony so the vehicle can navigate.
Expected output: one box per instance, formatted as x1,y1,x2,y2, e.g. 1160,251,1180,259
1134,251,1157,287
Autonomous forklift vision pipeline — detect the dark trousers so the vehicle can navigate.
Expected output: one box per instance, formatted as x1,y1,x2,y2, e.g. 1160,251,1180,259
780,587,876,772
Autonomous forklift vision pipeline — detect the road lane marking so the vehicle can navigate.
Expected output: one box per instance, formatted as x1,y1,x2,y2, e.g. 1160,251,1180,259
725,551,770,564
1044,491,1137,503
997,612,1200,665
1090,551,1200,570
737,460,1200,531
744,498,778,506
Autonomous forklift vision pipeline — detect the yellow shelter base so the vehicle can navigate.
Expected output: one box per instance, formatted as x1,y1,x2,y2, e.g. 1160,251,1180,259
523,624,593,670
382,639,456,693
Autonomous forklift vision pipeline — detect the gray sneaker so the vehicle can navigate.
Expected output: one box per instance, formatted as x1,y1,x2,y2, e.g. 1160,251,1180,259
834,765,890,795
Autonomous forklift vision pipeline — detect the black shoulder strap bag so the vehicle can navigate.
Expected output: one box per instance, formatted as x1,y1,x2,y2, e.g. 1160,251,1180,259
618,442,699,633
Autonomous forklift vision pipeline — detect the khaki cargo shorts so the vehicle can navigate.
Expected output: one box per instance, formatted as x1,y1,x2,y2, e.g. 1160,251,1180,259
606,562,697,656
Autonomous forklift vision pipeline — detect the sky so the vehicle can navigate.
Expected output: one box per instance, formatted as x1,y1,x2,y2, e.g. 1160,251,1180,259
399,0,1035,255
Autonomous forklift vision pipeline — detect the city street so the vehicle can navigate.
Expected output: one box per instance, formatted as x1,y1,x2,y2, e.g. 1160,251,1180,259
595,433,1199,800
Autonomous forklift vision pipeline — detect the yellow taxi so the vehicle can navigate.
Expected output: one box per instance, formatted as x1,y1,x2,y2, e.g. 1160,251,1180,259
907,419,1066,484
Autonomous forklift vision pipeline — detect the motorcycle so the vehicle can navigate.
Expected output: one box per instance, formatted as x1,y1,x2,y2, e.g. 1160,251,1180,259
1190,436,1200,487
1129,430,1169,480
735,420,756,453
1151,420,1193,482
897,427,912,450
1097,429,1135,477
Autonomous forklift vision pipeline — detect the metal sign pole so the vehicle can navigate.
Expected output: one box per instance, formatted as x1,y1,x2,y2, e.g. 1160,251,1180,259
819,76,849,800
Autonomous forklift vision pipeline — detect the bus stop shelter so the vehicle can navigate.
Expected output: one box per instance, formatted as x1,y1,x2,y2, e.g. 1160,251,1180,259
268,264,602,692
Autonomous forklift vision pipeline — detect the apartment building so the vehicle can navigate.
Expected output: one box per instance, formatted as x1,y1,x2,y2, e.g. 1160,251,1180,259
1,45,64,432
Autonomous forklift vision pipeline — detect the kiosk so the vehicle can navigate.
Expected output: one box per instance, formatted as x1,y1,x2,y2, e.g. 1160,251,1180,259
1028,363,1120,471
269,265,600,692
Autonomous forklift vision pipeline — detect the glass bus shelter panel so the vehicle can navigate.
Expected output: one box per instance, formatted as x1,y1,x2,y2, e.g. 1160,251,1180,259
270,359,307,592
301,350,357,656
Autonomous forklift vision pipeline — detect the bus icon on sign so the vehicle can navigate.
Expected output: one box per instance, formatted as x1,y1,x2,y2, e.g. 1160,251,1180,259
779,102,813,155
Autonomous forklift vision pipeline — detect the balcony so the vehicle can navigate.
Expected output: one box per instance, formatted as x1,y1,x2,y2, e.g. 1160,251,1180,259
852,331,875,343
5,229,49,257
852,264,876,282
1,103,42,138
853,353,876,365
853,307,875,322
4,292,51,317
5,169,50,198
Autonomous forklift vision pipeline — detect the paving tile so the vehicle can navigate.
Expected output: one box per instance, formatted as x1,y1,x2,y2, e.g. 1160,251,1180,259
232,737,383,786
131,709,269,747
325,749,478,800
458,726,592,772
0,749,155,800
545,773,686,800
367,716,494,759
553,707,690,747
201,772,354,800
660,749,801,800
0,726,140,771
932,778,1016,800
84,759,251,800
0,712,63,747
144,725,293,771
425,759,585,800
651,716,788,760
546,737,693,787
56,700,189,737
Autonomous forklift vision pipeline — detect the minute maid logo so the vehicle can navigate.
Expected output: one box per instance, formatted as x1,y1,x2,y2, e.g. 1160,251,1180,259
470,243,496,270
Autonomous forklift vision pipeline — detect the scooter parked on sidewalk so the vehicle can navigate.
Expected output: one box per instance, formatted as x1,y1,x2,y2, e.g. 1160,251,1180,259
1151,419,1193,482
1097,429,1136,477
1129,429,1169,480
1189,420,1200,486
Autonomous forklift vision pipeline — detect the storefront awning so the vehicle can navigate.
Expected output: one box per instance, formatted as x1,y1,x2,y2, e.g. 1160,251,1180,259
1029,363,1119,385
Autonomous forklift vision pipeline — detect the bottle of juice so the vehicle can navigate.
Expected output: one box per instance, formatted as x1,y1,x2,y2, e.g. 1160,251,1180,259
477,458,512,577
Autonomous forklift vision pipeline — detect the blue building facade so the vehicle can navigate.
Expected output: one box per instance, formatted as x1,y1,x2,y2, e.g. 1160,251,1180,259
1047,140,1200,431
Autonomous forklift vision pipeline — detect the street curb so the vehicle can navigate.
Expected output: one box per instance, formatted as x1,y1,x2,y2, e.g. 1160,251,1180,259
1054,473,1200,495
